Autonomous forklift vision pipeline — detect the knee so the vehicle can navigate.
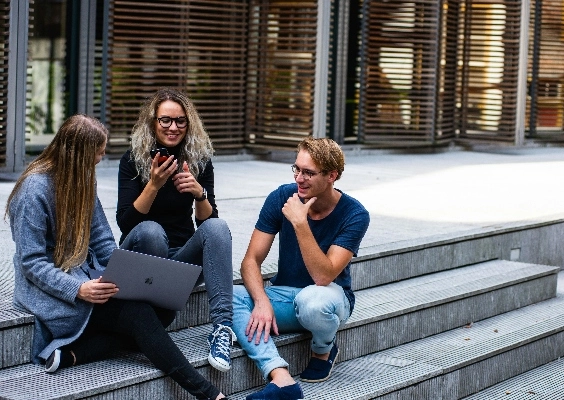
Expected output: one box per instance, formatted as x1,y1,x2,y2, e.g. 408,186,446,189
136,221,167,239
295,284,348,327
125,221,168,257
200,218,231,240
294,285,327,315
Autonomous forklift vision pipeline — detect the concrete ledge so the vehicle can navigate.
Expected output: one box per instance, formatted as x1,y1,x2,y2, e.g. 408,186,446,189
353,217,564,291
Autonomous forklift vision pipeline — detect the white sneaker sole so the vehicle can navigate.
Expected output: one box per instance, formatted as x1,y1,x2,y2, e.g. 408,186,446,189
208,353,231,372
45,349,61,373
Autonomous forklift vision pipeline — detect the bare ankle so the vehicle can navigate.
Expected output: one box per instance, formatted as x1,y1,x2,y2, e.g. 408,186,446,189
269,367,296,387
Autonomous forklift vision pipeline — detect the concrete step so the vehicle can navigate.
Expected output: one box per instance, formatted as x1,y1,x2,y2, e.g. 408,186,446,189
0,260,557,399
231,291,564,399
462,357,564,399
0,304,33,369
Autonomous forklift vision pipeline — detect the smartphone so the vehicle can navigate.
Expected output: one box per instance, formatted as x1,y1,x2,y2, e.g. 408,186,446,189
150,148,169,165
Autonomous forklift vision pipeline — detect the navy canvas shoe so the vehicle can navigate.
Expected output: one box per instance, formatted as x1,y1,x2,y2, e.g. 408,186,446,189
246,382,304,400
299,342,339,383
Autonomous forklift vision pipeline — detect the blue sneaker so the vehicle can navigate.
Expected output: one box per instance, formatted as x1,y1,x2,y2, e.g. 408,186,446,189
299,343,339,383
246,382,304,400
207,324,235,372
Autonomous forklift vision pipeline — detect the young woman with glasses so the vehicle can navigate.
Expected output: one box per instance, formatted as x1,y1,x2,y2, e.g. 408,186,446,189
116,88,235,377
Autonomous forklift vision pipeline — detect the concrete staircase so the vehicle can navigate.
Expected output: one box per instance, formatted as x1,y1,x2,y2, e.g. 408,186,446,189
0,226,563,399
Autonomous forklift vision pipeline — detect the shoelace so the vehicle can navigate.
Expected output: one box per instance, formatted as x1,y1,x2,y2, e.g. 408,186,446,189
210,325,235,357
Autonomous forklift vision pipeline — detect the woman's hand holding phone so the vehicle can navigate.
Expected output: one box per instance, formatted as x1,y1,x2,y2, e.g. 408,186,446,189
150,149,177,190
132,149,177,214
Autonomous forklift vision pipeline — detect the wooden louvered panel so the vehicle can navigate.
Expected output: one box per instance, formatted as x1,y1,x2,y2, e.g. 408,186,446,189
245,0,318,149
457,1,521,142
93,1,106,121
0,1,9,166
107,0,248,154
359,0,441,146
437,0,461,141
526,0,564,141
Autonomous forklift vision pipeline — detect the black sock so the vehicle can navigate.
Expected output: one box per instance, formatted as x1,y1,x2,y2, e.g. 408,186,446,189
59,349,76,368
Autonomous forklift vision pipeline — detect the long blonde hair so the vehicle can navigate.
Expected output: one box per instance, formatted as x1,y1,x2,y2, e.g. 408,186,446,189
6,114,108,272
130,88,213,183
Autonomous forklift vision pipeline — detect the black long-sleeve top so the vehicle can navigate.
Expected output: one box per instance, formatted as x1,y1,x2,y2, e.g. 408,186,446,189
116,148,218,248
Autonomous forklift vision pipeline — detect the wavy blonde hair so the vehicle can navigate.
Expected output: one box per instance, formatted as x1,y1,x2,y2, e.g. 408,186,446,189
130,88,213,183
297,137,345,180
6,114,108,272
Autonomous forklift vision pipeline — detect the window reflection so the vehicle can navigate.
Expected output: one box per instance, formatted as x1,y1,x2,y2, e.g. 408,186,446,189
27,0,67,153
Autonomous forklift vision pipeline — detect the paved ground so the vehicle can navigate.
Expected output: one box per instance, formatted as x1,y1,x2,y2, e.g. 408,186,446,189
2,146,564,284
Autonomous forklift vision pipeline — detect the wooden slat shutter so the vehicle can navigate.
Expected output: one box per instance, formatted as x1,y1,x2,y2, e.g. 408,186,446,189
245,0,318,149
0,0,9,166
527,0,564,141
437,0,459,141
457,0,522,143
107,0,248,155
93,0,106,121
358,0,443,146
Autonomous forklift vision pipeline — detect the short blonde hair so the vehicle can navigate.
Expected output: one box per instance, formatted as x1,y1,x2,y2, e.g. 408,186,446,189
297,137,345,180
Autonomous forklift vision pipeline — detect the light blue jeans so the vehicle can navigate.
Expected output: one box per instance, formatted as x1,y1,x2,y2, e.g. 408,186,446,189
232,283,350,380
120,219,233,325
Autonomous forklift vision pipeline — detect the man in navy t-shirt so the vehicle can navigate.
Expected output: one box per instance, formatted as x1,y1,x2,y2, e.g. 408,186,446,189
232,137,370,400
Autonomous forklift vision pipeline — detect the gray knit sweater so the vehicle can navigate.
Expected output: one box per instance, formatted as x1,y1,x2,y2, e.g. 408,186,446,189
9,173,116,363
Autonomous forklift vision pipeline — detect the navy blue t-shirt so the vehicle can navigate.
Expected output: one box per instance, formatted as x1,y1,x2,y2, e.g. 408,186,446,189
255,183,370,313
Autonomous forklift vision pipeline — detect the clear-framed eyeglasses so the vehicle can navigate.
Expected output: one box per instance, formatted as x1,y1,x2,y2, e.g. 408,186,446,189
291,164,323,180
156,116,188,129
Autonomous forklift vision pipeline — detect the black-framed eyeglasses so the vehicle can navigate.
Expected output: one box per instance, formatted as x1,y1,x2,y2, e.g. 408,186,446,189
156,116,188,129
291,164,322,180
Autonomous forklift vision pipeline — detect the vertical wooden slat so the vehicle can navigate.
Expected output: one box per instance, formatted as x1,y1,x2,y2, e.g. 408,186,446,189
245,0,318,149
93,0,107,121
107,0,248,154
436,0,458,141
326,0,342,143
0,1,10,166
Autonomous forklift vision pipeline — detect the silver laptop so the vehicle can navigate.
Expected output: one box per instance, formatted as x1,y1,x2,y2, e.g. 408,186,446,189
95,248,202,311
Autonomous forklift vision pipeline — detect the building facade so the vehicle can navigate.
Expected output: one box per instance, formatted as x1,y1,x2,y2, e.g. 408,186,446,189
0,0,562,172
